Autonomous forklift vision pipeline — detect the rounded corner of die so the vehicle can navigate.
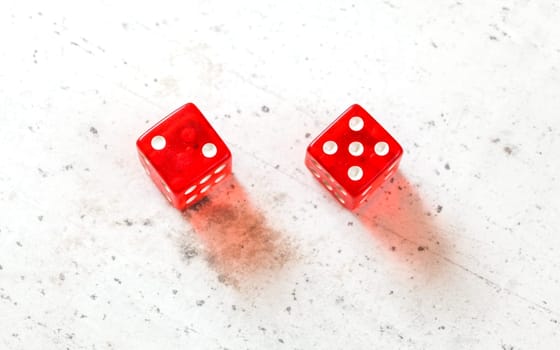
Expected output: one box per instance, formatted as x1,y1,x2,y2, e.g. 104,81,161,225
174,200,186,211
171,102,199,119
345,103,365,114
219,143,232,158
135,136,149,154
304,149,316,163
393,142,404,158
348,103,363,110
183,102,204,115
182,102,196,109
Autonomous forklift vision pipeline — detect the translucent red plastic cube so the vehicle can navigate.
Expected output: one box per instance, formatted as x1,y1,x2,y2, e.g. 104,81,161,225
136,103,232,210
305,104,403,210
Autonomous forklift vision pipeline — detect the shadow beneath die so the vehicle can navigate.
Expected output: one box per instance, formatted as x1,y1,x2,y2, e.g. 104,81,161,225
182,176,293,288
353,171,451,276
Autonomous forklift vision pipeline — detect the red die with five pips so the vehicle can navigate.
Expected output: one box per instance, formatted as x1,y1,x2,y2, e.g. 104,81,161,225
136,103,232,210
305,104,403,210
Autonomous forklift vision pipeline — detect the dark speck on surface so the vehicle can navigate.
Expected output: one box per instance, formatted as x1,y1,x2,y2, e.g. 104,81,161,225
261,105,270,113
491,138,501,143
124,219,133,226
504,146,513,155
172,289,178,295
417,246,426,252
196,300,205,306
38,216,43,221
305,132,311,138
114,278,122,284
489,35,498,41
391,246,396,251
38,168,48,177
16,241,22,247
143,219,152,226
278,339,284,344
59,273,65,281
89,126,98,135
437,205,443,213
0,264,3,270
444,163,450,170
182,245,199,260
64,164,73,171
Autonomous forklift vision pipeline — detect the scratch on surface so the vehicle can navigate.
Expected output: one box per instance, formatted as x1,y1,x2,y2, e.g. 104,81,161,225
69,41,93,55
114,83,167,111
227,141,309,189
228,70,287,102
369,219,559,317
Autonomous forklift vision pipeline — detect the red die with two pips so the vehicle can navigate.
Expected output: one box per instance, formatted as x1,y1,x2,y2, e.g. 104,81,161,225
305,104,403,210
136,103,232,210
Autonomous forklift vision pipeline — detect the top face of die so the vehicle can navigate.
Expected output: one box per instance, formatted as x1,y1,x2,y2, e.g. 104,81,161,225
136,103,231,192
307,104,403,195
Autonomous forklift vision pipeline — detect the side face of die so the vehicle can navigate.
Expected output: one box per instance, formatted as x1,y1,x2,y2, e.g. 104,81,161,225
136,103,232,210
305,104,403,209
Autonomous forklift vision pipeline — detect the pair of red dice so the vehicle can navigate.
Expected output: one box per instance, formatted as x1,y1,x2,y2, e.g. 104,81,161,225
136,103,403,210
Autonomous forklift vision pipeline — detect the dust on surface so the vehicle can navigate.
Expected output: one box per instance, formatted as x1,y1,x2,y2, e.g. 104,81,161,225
182,177,293,287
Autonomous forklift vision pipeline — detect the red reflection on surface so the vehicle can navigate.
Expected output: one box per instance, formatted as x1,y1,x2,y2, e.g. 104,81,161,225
183,176,292,287
354,171,449,270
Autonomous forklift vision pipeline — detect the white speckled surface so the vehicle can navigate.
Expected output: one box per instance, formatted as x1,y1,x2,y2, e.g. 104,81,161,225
1,1,560,349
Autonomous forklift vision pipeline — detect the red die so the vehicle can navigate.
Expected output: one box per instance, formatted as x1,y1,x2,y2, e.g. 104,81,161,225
305,104,403,210
136,103,232,210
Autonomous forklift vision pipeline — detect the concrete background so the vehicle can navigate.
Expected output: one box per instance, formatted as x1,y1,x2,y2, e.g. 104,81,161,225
1,0,559,349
